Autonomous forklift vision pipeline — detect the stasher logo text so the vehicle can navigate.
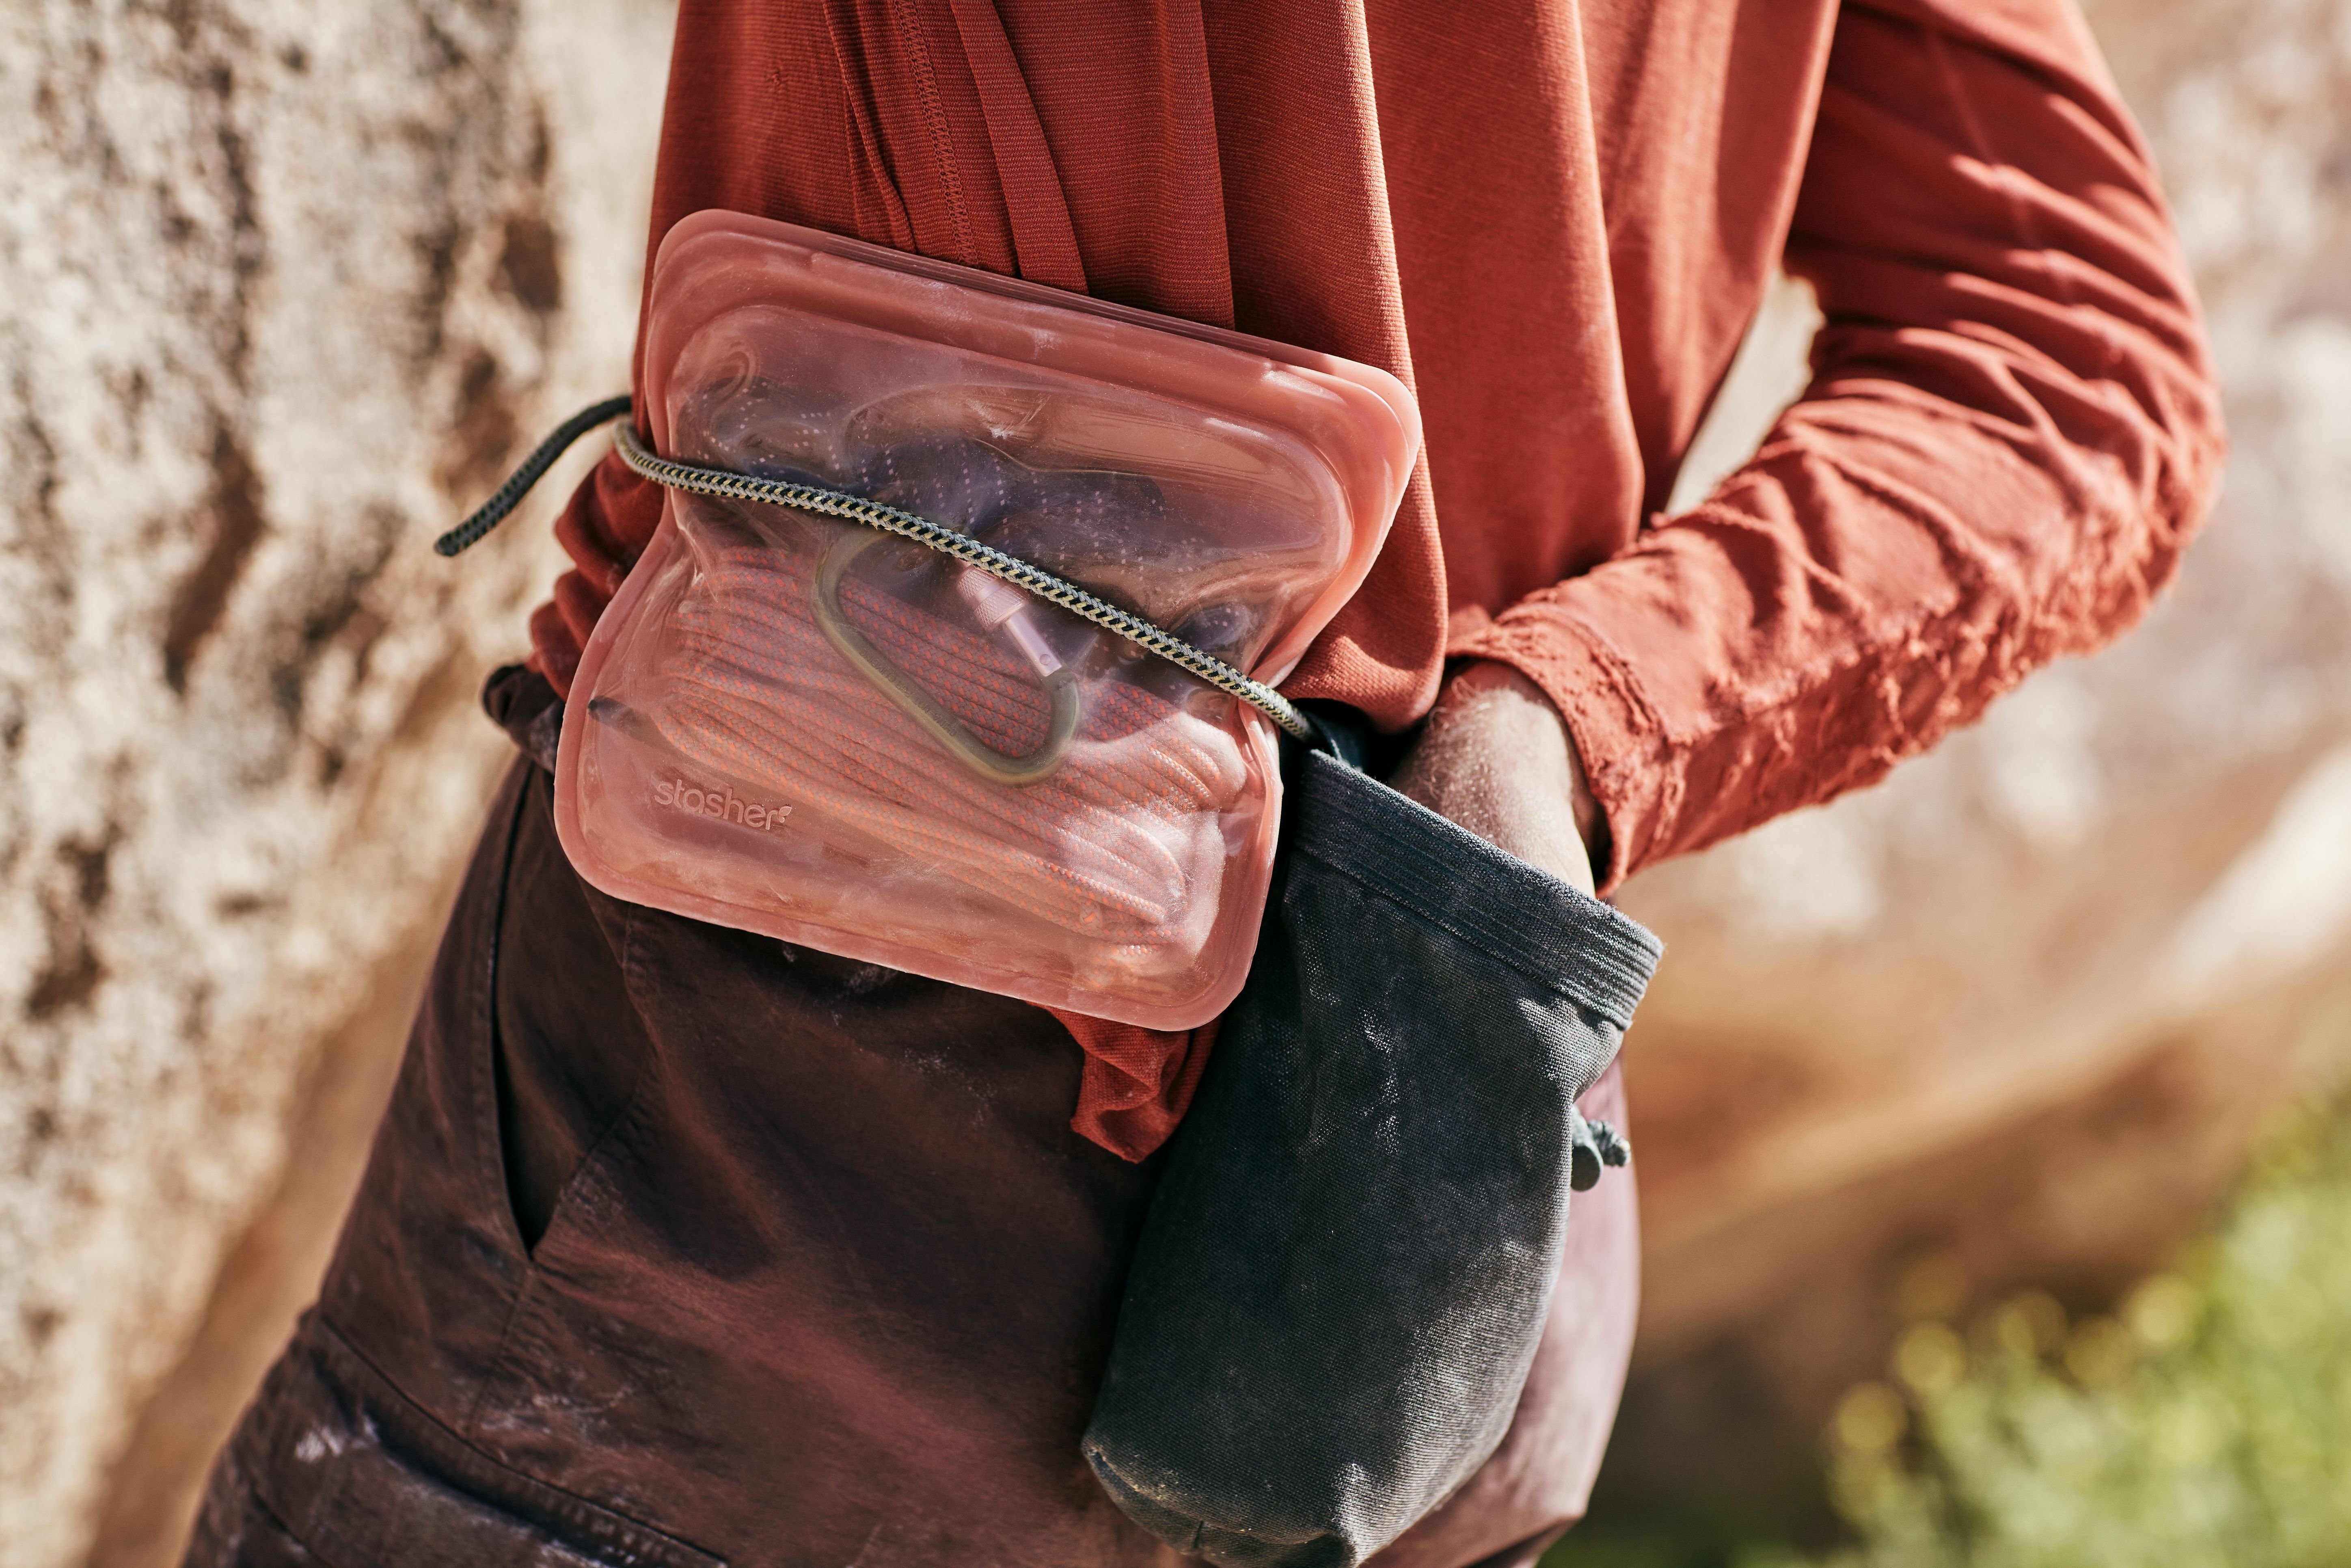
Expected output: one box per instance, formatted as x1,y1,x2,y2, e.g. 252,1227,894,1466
654,775,794,832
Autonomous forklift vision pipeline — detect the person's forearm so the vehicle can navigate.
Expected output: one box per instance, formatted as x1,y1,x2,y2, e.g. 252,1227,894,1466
1450,0,2221,893
1390,660,1603,896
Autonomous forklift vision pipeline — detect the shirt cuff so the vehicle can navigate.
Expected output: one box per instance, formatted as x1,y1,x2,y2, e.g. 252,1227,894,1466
1451,603,1665,898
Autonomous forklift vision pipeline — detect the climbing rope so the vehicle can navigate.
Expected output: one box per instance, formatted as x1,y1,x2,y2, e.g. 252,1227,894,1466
437,396,1320,743
603,534,1249,943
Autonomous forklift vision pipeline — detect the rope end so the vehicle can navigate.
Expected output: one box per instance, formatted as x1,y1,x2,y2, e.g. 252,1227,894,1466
434,393,633,561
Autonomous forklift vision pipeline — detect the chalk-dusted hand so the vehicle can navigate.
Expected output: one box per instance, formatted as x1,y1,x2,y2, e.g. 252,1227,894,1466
1388,661,1601,896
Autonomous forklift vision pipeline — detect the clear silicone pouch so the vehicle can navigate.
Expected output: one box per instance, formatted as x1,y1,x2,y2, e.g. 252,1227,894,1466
555,212,1420,1028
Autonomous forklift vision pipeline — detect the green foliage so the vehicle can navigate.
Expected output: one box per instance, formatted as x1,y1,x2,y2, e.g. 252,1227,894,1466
1552,1093,2351,1568
1779,1099,2351,1568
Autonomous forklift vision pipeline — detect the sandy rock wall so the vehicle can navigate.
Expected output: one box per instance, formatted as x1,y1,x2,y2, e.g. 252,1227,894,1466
0,1,671,1560
1612,0,2351,1479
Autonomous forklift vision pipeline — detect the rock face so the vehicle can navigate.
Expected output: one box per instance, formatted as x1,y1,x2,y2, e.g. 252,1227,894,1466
0,2,671,1562
1608,0,2351,1491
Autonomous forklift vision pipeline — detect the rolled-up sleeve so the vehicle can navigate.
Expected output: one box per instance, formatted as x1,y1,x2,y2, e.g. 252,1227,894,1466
1457,0,2224,894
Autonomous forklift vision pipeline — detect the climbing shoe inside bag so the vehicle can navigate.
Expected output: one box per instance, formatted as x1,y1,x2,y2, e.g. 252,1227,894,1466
537,212,1418,1029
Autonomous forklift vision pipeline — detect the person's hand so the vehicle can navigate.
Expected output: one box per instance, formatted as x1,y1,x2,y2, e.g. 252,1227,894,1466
1388,661,1602,896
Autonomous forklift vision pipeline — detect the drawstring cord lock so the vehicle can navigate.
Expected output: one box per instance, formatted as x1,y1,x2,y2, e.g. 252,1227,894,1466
1569,1115,1632,1192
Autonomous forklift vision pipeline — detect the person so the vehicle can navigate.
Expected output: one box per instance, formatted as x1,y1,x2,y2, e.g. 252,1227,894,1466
187,0,2221,1563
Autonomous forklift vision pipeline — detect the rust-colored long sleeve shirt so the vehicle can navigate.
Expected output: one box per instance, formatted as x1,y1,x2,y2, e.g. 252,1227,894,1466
527,0,2221,1153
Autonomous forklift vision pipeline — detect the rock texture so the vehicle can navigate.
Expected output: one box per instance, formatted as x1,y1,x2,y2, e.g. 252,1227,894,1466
1610,0,2351,1490
0,1,671,1562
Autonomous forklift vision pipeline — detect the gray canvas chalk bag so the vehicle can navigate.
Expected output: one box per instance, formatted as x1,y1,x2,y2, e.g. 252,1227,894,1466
1082,724,1661,1568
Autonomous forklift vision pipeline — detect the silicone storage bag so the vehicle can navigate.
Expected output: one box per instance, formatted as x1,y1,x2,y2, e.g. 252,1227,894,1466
555,213,1420,1029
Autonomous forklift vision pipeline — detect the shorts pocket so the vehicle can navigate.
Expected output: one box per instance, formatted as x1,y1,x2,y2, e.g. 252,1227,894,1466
233,1315,724,1568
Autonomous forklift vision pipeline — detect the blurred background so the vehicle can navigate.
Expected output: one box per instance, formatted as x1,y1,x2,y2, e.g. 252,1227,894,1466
0,0,2345,1564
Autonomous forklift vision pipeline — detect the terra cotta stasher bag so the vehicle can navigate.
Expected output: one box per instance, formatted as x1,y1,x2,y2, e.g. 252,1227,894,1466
552,212,1420,1028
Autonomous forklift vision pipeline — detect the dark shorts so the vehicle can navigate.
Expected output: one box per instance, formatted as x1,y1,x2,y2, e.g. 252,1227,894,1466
185,668,1638,1568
